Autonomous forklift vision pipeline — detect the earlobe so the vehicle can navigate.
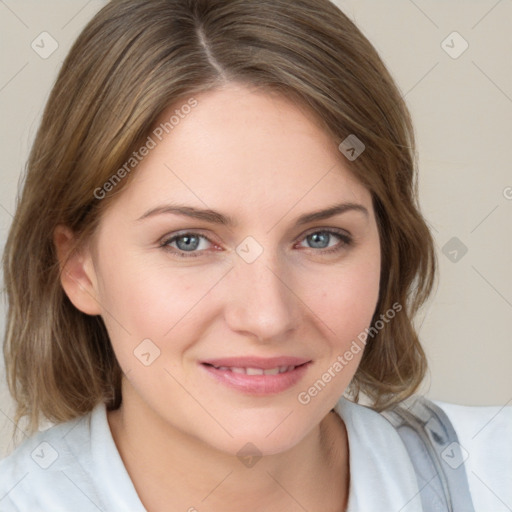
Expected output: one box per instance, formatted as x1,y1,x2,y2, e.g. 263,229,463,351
53,225,102,316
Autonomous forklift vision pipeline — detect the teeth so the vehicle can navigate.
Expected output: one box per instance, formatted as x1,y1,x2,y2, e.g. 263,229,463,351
246,367,264,375
213,365,296,374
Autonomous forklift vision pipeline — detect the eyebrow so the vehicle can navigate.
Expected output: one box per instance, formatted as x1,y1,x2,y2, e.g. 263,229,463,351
136,201,369,227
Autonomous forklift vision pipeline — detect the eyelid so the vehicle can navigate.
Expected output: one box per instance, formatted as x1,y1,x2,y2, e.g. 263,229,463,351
299,225,351,239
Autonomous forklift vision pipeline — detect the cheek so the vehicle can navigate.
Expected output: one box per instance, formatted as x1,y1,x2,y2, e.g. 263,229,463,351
308,253,381,344
96,262,173,333
302,256,379,394
335,270,379,337
94,248,226,353
294,258,380,409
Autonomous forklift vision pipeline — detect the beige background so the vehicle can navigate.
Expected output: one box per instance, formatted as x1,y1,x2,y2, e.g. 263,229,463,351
1,0,511,457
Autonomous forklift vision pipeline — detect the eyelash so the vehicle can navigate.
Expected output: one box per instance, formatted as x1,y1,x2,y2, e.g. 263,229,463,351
159,228,353,258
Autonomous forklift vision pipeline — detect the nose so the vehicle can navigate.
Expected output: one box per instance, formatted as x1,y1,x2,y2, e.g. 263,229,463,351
223,252,300,342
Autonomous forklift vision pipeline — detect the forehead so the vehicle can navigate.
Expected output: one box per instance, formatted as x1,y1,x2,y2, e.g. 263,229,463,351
113,83,372,219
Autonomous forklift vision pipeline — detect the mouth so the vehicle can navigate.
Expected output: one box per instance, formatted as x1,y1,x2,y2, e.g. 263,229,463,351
203,364,304,375
200,356,311,395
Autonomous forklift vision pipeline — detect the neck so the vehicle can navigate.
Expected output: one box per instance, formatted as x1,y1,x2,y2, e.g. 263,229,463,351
107,380,349,512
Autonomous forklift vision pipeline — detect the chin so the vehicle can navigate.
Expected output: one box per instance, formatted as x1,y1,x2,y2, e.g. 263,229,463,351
197,414,316,459
209,433,307,460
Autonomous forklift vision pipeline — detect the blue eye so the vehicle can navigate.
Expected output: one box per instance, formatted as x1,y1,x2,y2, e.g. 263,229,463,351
160,229,352,258
298,229,352,254
161,232,213,257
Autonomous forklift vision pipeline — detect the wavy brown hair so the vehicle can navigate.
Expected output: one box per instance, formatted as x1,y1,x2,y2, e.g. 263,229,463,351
3,0,436,435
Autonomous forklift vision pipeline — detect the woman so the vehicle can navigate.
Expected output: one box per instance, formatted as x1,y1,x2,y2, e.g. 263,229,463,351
1,0,510,511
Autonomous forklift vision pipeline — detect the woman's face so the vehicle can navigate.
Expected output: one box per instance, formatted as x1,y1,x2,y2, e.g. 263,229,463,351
83,82,381,455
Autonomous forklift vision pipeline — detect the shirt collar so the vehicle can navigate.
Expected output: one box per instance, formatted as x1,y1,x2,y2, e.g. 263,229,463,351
334,397,424,511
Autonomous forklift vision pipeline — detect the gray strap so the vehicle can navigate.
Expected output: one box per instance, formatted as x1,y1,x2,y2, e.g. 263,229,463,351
381,395,475,512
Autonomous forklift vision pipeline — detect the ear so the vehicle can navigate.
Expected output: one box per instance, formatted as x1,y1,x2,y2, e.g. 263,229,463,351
53,225,102,316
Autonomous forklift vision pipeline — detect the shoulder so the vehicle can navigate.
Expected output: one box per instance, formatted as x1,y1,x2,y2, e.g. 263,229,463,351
336,395,512,512
434,399,512,512
379,395,512,512
0,403,145,512
334,397,424,511
0,406,101,511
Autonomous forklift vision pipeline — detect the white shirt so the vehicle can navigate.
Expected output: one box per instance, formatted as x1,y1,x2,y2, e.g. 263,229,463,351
0,397,510,511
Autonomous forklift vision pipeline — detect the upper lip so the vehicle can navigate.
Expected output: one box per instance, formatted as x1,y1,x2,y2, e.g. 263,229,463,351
201,356,311,369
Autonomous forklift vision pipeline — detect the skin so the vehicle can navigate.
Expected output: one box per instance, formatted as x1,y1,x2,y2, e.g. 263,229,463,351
55,82,381,512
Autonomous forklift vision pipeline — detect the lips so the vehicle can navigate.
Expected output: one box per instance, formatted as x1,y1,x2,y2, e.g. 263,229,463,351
200,356,311,394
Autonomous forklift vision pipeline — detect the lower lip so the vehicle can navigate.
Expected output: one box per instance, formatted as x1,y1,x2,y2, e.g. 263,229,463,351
200,363,311,395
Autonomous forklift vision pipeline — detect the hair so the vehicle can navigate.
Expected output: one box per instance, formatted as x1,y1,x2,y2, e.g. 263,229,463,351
3,0,436,435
